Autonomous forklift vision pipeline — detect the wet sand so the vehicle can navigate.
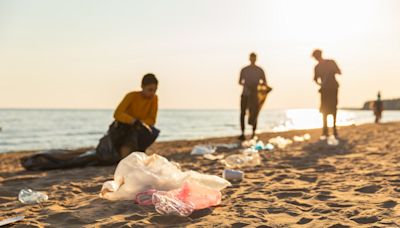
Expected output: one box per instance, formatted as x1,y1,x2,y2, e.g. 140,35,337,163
1,122,400,227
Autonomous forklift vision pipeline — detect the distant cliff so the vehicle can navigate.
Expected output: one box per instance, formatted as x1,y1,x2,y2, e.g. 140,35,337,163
362,98,400,110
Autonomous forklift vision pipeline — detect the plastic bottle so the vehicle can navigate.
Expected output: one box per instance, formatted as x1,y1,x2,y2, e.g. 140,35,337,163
224,149,261,168
18,189,48,204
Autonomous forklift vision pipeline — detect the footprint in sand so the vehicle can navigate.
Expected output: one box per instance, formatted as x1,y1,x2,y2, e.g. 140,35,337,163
274,191,304,199
328,223,351,228
297,217,313,224
351,215,379,224
381,200,397,208
355,184,382,194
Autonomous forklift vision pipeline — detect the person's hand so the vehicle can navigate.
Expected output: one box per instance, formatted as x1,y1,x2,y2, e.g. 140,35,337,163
141,122,153,133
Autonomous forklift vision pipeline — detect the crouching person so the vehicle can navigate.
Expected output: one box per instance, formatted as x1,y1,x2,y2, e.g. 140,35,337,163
97,74,160,163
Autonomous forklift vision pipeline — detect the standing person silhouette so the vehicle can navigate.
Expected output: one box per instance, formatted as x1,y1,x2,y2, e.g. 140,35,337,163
373,91,383,123
312,49,342,137
239,53,268,140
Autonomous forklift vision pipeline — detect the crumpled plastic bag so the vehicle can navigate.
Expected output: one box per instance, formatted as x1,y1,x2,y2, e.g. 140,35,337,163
100,152,231,200
152,181,222,216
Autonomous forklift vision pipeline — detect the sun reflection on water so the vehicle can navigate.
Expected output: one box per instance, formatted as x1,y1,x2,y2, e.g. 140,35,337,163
272,109,356,132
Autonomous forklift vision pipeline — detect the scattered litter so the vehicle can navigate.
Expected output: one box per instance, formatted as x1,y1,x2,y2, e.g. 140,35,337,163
0,216,25,226
224,149,261,168
152,190,195,216
223,169,244,181
327,135,339,146
100,152,230,200
135,189,157,206
268,136,293,149
135,181,223,216
293,133,312,142
264,143,275,151
241,138,258,148
203,154,224,160
215,143,239,150
191,145,216,155
18,189,48,204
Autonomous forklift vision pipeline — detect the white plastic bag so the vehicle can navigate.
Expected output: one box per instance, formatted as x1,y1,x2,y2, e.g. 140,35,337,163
100,152,231,200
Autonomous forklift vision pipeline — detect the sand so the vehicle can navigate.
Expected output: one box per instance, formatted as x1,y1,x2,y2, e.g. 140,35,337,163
1,122,400,227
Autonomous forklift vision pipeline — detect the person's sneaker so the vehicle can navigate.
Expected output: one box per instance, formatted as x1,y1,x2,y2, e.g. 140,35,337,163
238,134,245,141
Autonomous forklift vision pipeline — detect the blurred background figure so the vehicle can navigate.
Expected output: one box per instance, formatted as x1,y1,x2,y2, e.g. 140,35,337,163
238,53,268,140
312,49,342,137
373,91,383,123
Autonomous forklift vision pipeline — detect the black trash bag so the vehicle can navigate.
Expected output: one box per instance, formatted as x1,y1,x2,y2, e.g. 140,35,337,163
21,149,98,171
95,121,140,165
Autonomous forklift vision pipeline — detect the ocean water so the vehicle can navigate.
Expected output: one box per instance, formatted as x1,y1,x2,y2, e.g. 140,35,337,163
0,108,399,153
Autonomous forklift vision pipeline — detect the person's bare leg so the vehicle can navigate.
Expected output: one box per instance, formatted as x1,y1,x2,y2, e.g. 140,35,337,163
333,112,338,136
239,96,247,140
322,113,328,136
252,122,257,139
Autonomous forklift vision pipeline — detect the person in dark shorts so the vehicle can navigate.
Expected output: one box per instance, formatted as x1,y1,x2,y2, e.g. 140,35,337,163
373,92,383,123
238,53,268,140
312,49,342,137
110,74,160,158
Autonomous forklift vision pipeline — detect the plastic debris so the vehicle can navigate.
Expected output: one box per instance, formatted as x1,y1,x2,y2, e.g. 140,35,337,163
0,216,25,226
191,145,216,155
18,189,48,204
293,133,312,142
223,169,244,181
268,136,293,149
224,149,261,168
100,152,231,200
203,154,224,160
152,191,195,217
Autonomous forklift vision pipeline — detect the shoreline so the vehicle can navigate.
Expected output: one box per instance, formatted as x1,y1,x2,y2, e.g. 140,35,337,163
0,122,361,155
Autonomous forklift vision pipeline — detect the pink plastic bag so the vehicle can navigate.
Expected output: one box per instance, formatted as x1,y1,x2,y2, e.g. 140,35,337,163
135,181,223,216
172,181,222,210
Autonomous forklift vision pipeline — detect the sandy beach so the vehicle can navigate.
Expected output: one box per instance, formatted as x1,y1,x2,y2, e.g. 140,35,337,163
1,122,400,227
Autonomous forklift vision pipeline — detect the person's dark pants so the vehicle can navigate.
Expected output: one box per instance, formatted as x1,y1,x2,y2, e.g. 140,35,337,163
137,126,160,151
240,92,259,135
109,121,160,154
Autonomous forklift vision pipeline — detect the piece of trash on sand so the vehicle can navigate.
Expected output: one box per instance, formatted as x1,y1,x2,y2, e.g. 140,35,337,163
268,136,293,149
0,216,25,226
241,138,258,148
135,189,157,206
327,135,339,146
190,145,216,155
18,189,48,204
264,143,274,151
100,152,231,200
215,143,239,150
223,169,244,181
293,133,312,142
224,149,261,168
152,190,195,216
203,154,224,160
137,181,223,216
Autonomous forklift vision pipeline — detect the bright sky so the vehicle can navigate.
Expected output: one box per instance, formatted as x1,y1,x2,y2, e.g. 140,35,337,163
1,0,399,109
